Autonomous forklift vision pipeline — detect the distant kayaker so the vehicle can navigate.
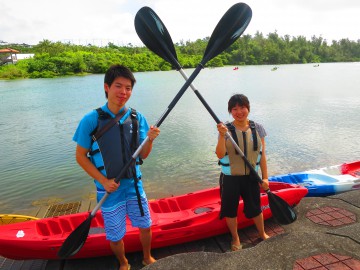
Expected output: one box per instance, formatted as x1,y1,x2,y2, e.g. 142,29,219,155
73,64,159,270
216,93,270,251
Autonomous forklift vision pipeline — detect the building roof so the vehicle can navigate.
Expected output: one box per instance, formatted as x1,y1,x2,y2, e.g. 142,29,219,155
0,48,20,53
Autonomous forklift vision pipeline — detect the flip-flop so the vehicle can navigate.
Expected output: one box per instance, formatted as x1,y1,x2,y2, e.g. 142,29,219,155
231,243,242,251
120,264,131,270
143,259,157,266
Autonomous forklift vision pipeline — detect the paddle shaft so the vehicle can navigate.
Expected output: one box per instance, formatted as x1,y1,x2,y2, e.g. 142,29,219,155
90,64,204,217
177,68,264,184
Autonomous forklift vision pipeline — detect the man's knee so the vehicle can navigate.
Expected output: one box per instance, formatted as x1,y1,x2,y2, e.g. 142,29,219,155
139,227,151,234
110,239,124,246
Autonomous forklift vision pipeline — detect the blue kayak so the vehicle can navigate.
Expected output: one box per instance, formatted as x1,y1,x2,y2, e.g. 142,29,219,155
269,160,360,197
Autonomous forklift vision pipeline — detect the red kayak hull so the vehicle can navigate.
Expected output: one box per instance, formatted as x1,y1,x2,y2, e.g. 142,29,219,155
0,182,307,260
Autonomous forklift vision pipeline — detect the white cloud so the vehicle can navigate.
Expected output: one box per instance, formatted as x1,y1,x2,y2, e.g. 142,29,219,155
1,0,359,45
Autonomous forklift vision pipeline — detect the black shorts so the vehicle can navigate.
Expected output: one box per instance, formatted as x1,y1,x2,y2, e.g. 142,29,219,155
219,173,261,219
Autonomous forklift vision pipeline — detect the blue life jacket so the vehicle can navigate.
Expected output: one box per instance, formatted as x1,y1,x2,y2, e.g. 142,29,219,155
89,107,142,180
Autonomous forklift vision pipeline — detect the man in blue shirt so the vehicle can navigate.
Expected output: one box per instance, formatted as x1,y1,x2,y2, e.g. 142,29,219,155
73,65,159,269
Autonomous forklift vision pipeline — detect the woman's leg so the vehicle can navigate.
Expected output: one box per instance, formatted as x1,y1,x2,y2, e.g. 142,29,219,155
252,212,269,240
226,217,241,250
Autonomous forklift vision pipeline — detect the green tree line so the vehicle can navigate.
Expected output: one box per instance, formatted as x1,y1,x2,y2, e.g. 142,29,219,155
1,31,359,79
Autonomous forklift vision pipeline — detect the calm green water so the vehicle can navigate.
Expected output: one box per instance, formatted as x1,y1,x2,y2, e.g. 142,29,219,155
0,63,359,213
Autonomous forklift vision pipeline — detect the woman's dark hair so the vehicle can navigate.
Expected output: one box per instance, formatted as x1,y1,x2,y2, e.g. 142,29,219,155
228,94,250,113
104,64,136,98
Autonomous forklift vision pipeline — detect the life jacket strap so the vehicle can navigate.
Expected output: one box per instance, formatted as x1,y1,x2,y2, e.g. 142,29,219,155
130,109,143,165
129,108,144,216
218,160,230,166
249,120,258,151
89,149,100,156
225,123,240,155
91,108,127,142
132,169,144,217
225,121,258,153
88,150,142,165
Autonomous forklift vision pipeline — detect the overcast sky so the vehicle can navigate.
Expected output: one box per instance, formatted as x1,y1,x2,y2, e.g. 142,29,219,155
1,0,359,46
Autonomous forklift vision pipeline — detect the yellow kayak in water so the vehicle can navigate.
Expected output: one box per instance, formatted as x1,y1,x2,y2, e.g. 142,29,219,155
0,214,38,225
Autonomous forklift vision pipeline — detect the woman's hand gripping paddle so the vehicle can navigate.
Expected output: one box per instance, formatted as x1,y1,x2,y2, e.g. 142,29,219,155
58,3,254,260
135,3,297,225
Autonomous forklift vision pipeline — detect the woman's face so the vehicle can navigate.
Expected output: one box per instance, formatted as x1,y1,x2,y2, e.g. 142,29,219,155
230,104,249,122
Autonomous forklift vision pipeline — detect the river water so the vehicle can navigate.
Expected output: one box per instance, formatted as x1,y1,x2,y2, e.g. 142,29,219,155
0,63,359,213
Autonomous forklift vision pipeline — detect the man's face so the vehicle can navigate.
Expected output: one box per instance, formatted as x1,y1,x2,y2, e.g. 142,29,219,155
104,77,132,108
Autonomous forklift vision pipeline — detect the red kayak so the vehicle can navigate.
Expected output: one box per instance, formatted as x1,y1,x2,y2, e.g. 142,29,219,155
0,182,307,260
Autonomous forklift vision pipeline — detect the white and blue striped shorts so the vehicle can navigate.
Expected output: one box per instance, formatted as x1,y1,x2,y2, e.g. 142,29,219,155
96,179,152,242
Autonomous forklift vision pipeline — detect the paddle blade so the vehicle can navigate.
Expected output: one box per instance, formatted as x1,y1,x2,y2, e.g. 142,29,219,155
57,214,92,259
267,191,297,225
202,2,252,64
135,7,181,69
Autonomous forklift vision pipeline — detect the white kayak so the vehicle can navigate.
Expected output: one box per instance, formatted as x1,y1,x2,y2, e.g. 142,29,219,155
269,160,360,197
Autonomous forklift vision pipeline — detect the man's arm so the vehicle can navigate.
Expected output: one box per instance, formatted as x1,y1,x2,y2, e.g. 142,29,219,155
139,126,160,159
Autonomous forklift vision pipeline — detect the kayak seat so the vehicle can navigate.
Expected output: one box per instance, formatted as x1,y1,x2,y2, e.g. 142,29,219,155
150,199,181,213
269,173,310,185
36,213,105,236
307,173,338,184
321,166,343,175
36,220,62,236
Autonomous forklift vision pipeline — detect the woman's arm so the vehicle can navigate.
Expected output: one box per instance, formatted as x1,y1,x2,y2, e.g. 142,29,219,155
259,137,269,190
216,123,228,159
